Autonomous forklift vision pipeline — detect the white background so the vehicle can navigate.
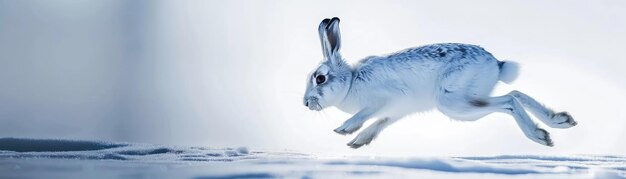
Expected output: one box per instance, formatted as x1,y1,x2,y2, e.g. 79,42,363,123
1,0,625,156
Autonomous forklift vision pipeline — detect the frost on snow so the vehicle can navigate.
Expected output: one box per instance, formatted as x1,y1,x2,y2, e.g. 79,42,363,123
0,138,624,178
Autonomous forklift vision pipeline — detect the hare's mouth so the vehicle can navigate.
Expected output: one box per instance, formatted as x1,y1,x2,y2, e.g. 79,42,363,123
309,102,323,111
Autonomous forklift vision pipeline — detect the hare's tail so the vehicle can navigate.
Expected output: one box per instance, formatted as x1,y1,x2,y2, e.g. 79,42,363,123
498,61,519,84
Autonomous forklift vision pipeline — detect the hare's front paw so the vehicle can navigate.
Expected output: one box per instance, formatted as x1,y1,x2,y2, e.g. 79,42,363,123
549,112,577,128
334,121,363,135
347,133,374,149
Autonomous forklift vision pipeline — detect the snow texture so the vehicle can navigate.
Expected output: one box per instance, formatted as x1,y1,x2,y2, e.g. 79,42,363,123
0,138,624,178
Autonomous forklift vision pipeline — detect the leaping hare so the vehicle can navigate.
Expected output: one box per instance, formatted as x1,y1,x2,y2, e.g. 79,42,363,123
303,17,577,149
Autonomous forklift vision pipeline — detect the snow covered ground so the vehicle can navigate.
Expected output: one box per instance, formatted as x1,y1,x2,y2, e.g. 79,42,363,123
0,138,624,178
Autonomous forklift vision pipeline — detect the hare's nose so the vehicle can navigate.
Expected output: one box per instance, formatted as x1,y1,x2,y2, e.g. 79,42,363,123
304,96,318,108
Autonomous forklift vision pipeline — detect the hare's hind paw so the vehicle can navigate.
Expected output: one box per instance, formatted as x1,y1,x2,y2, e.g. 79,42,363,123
531,128,554,147
550,112,577,128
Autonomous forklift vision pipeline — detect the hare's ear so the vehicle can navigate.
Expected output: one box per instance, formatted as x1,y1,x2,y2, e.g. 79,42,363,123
318,17,342,60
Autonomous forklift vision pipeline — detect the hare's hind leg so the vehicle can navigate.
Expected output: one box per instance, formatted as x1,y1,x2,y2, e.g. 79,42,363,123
509,90,577,128
347,117,400,149
437,92,553,146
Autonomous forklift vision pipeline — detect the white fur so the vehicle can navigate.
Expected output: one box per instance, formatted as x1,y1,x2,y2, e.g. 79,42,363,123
303,17,577,149
499,61,519,84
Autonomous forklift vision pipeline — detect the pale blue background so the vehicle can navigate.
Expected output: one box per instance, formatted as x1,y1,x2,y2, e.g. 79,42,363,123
1,0,625,156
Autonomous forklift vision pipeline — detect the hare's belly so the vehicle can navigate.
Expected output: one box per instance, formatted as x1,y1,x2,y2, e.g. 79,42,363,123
376,93,437,118
334,90,435,116
336,95,436,117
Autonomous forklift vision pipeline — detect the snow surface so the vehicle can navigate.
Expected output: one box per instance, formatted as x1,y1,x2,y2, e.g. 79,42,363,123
0,138,624,178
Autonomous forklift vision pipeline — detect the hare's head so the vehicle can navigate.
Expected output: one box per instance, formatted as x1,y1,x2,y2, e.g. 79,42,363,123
304,17,353,111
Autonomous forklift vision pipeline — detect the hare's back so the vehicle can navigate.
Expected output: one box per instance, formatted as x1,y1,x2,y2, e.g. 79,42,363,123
352,43,498,83
386,43,496,63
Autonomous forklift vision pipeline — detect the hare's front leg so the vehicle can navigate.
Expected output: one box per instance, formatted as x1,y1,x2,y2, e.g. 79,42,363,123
347,117,400,149
334,107,380,135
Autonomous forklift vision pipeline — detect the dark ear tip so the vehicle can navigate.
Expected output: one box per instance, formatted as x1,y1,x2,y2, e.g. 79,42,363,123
325,17,340,30
321,18,331,24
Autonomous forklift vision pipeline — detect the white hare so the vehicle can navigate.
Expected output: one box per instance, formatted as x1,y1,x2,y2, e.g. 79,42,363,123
303,17,577,149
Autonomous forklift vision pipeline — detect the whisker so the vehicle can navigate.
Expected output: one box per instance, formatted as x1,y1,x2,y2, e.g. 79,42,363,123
313,110,324,120
318,109,330,120
280,90,305,97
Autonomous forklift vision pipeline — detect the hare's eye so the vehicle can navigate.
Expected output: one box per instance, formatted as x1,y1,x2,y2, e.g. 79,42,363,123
316,75,326,84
